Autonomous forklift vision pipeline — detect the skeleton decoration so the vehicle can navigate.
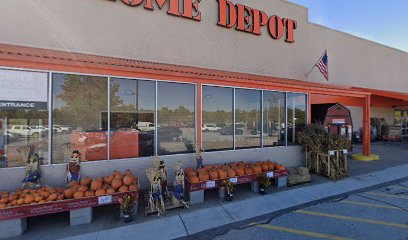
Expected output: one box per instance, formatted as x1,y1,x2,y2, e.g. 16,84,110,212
66,150,81,183
22,152,42,189
146,156,166,216
195,144,205,170
172,161,189,208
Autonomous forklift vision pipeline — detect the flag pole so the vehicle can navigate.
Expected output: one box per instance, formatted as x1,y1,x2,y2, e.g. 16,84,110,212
305,51,327,78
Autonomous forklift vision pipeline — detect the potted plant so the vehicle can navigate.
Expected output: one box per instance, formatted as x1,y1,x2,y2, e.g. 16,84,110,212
258,175,271,195
221,179,234,201
119,193,137,223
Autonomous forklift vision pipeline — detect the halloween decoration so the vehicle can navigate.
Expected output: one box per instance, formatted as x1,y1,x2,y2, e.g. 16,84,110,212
21,150,42,189
146,156,166,216
66,150,81,183
195,144,205,170
172,161,189,208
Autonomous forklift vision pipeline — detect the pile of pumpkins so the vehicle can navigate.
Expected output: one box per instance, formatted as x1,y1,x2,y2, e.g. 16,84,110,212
0,170,138,209
185,161,286,183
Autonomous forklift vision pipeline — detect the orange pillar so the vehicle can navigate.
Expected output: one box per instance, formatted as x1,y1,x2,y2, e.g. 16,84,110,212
307,93,312,126
362,95,371,156
197,82,202,147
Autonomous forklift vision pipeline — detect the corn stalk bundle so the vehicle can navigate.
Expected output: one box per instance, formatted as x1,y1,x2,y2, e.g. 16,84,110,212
299,124,349,180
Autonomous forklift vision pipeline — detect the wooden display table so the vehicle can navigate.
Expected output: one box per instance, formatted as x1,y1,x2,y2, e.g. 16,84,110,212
0,191,138,239
185,170,288,204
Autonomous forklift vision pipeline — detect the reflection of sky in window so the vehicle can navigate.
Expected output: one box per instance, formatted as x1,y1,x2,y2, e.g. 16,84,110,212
235,89,261,111
288,93,306,111
203,86,233,112
263,91,285,108
111,78,155,110
157,82,195,111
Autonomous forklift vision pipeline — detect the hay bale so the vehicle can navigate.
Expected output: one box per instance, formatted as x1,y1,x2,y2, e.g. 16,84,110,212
297,167,309,176
288,174,311,186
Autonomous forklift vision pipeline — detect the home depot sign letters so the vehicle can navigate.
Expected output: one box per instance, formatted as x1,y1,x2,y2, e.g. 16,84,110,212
114,0,298,43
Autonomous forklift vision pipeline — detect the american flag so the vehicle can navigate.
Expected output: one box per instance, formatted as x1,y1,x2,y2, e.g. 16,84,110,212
316,51,329,80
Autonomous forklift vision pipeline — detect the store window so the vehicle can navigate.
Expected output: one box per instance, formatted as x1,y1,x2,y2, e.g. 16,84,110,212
202,86,233,151
157,82,195,155
235,89,261,149
0,69,49,168
52,73,108,163
110,78,155,159
263,91,286,147
287,93,307,145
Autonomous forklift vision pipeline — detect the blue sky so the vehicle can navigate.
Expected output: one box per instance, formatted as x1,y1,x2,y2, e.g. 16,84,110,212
288,0,408,52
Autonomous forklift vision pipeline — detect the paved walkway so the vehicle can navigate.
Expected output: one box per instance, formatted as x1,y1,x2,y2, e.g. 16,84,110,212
56,163,408,240
213,181,408,240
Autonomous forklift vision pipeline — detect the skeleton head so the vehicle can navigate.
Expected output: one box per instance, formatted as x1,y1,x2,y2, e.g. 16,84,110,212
26,153,39,172
70,150,80,164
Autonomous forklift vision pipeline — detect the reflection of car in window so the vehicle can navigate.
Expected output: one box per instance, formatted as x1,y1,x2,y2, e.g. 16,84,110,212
156,126,183,141
203,124,222,132
220,125,243,135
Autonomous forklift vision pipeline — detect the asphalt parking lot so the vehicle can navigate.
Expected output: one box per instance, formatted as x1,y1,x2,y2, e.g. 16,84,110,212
213,181,408,240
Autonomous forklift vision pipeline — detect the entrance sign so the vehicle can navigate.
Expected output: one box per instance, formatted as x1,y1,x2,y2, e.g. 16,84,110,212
0,69,48,109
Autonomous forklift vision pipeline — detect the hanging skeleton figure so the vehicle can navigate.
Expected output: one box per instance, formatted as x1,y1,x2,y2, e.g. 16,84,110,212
158,160,169,198
22,152,42,189
195,144,205,170
146,157,166,216
66,150,81,183
172,161,189,208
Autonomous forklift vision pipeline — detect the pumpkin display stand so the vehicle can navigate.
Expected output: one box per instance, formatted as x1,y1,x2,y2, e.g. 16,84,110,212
185,168,288,204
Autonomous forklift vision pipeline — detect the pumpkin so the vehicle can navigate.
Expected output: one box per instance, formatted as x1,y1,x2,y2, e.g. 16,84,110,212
268,162,275,171
91,179,103,191
73,191,84,199
111,178,123,190
113,171,124,180
95,189,106,197
184,167,193,174
38,200,46,204
227,168,236,178
244,167,253,175
24,194,34,204
189,176,199,183
261,162,269,172
276,164,285,171
198,172,209,181
17,198,24,205
23,189,30,194
123,175,133,186
78,185,88,192
85,191,95,197
106,188,116,194
204,164,213,171
68,181,79,188
118,185,129,193
81,177,92,186
35,195,43,202
0,197,8,204
57,194,64,201
235,168,245,176
20,193,27,198
102,184,110,190
197,168,208,174
10,200,17,206
49,193,58,201
251,165,262,174
63,188,75,199
218,169,228,179
187,171,197,178
209,170,219,180
125,169,134,176
40,191,50,199
1,193,9,199
129,185,138,192
103,175,114,185
0,203,5,209
132,176,138,185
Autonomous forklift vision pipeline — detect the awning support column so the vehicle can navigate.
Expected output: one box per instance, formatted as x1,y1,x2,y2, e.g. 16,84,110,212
362,95,371,156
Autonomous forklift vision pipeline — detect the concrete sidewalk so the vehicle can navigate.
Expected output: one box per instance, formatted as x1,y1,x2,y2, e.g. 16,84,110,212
59,162,408,240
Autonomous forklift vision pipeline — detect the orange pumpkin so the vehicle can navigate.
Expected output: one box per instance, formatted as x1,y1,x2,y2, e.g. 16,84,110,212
227,168,236,178
38,200,46,204
111,178,123,190
73,191,84,199
184,167,193,175
244,167,253,175
235,168,245,176
0,203,6,209
125,169,134,176
47,193,58,202
95,189,106,197
118,185,129,193
81,177,92,186
24,195,34,205
197,168,208,174
113,171,124,180
0,197,8,204
129,185,138,192
57,194,64,201
218,169,228,179
251,165,262,174
123,175,133,186
189,176,199,183
103,175,114,185
204,164,213,171
63,188,75,199
209,170,219,180
187,171,197,178
91,179,103,191
40,191,50,199
198,172,209,181
106,188,116,194
261,162,269,172
8,194,17,202
78,185,88,192
276,164,285,171
85,191,95,197
68,181,79,188
35,195,43,202
10,200,17,206
268,162,275,171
